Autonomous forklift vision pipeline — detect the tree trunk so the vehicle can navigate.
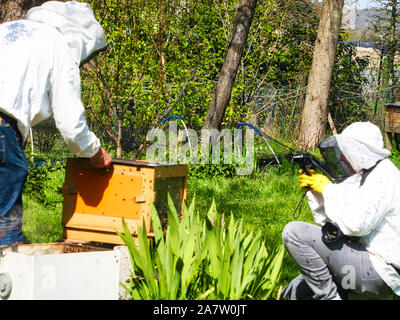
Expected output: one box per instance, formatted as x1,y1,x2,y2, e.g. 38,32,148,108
0,0,48,23
117,118,123,158
387,0,397,101
202,0,257,130
297,0,344,150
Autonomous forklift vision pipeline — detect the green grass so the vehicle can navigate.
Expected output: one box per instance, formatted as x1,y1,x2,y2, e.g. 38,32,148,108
22,167,65,243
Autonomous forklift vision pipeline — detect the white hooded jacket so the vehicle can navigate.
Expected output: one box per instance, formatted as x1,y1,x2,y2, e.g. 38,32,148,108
0,1,107,157
307,122,400,295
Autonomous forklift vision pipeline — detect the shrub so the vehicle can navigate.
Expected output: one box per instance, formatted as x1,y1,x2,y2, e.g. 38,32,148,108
24,156,64,207
118,195,284,300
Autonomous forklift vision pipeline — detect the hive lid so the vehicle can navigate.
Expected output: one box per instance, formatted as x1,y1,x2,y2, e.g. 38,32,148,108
385,102,400,107
111,158,185,167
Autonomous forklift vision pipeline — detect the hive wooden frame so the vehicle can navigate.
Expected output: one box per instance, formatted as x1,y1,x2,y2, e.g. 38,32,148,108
61,158,188,245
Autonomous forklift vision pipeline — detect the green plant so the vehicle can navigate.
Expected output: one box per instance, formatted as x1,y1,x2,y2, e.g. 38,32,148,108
201,201,284,300
24,161,49,204
186,135,257,179
119,196,205,300
188,162,237,179
24,156,64,207
186,143,238,179
118,194,284,300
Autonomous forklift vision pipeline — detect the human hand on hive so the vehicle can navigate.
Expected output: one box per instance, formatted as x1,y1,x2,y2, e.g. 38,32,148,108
90,147,112,168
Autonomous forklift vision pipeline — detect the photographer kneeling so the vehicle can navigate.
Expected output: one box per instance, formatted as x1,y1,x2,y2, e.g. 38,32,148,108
282,122,400,300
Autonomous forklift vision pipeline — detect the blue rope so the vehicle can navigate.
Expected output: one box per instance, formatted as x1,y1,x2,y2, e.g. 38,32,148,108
236,122,264,138
161,115,184,125
236,122,281,165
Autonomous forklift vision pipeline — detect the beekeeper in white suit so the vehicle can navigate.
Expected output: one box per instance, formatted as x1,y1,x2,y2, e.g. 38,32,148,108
0,1,111,246
282,121,400,300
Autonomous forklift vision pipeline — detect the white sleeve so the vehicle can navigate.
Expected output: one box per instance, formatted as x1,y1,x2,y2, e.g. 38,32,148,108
306,190,330,226
322,168,389,237
49,47,100,157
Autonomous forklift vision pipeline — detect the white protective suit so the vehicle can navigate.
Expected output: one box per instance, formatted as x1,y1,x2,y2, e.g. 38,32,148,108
307,122,400,296
0,1,107,157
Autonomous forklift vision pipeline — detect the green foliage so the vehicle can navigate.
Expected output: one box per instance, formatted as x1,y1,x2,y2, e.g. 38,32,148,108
389,140,400,167
30,118,62,154
24,158,48,204
82,0,232,152
24,0,374,157
329,37,370,132
119,195,284,300
24,156,64,207
80,0,326,155
188,162,236,179
186,145,238,179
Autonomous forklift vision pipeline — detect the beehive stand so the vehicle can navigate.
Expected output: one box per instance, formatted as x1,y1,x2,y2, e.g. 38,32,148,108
62,158,188,245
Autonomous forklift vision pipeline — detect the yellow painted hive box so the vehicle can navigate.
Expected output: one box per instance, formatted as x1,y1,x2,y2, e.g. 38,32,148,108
61,158,188,245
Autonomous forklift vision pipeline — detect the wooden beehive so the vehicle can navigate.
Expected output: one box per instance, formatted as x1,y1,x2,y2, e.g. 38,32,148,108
61,158,188,245
385,102,400,133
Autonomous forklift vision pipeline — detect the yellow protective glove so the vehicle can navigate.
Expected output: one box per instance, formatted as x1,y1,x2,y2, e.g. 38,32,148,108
298,169,315,192
298,169,316,176
299,172,332,194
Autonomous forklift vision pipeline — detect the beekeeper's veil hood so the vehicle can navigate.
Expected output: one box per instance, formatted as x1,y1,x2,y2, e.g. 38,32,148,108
335,121,391,173
26,1,107,66
319,122,391,180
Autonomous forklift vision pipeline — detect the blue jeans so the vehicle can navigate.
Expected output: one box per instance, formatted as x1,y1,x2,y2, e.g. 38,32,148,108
0,117,28,246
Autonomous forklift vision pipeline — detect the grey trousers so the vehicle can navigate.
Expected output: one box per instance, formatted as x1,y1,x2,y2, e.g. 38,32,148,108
281,221,394,300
